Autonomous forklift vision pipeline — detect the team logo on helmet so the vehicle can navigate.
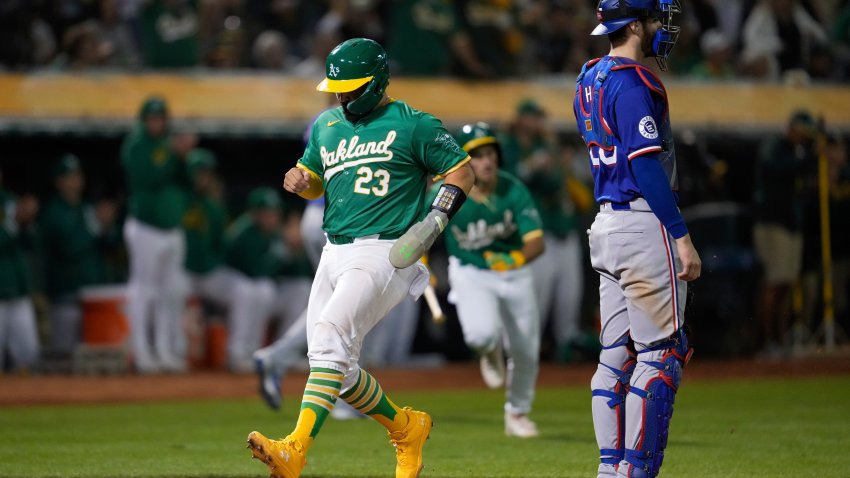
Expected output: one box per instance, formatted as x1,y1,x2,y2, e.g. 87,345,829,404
639,116,659,139
328,64,340,77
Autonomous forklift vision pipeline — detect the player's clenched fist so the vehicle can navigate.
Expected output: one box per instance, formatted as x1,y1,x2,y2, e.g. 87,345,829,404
283,167,312,194
675,234,702,281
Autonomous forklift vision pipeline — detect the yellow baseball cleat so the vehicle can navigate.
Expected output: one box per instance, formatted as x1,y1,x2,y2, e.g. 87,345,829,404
388,407,433,478
246,431,306,478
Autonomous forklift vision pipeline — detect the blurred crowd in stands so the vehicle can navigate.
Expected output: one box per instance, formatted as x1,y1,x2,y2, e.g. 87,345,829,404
2,0,850,82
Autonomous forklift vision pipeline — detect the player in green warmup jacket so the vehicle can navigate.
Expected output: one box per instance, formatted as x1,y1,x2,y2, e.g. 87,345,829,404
121,96,193,373
181,148,231,311
224,187,284,373
432,122,545,438
40,155,120,355
0,174,39,372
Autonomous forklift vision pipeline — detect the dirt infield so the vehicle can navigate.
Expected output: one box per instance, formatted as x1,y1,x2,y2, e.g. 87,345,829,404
2,355,849,407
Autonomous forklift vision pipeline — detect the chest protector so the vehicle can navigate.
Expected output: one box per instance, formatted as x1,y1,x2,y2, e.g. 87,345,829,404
575,57,677,190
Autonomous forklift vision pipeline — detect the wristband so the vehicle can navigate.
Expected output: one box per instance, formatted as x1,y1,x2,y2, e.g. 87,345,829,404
431,184,467,219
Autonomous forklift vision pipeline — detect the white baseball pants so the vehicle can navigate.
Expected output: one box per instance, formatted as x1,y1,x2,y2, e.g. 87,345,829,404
0,296,39,371
448,257,541,415
530,231,584,348
124,218,187,367
306,237,428,391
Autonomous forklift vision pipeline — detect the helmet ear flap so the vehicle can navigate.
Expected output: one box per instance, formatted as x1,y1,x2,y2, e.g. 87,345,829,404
343,58,390,116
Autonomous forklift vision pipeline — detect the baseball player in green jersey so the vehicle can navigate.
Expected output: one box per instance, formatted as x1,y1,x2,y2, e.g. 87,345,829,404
40,155,120,355
182,149,227,288
224,187,284,373
121,96,192,373
247,38,474,478
0,173,39,372
179,148,234,364
140,0,200,68
435,122,545,438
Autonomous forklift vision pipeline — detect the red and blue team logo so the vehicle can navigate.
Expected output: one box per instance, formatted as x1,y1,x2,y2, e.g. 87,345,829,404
639,116,659,139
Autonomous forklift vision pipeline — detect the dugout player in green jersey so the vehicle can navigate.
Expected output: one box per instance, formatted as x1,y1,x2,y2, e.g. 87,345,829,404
247,38,474,478
0,175,39,372
41,155,119,355
121,96,193,373
435,122,545,438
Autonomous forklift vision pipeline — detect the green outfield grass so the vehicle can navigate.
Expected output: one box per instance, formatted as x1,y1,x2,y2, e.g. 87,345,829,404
0,375,847,478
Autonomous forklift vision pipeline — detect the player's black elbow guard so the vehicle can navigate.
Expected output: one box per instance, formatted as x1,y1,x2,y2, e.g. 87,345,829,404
431,184,467,219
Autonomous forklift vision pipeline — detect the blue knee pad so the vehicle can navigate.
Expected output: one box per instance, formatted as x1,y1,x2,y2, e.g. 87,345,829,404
592,341,636,466
625,337,689,478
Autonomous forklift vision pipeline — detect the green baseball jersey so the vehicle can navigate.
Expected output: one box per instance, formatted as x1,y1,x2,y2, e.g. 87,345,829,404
298,100,469,239
140,0,200,68
501,133,578,238
39,197,117,299
183,193,227,275
224,214,282,279
431,171,543,269
387,0,460,76
526,170,578,239
0,190,32,299
121,125,190,230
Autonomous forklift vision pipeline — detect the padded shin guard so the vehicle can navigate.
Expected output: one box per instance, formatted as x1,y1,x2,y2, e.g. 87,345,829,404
622,349,685,478
592,343,636,472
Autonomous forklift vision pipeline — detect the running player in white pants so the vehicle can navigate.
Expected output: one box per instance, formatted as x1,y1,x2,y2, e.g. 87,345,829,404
439,123,545,438
247,38,474,478
575,2,701,476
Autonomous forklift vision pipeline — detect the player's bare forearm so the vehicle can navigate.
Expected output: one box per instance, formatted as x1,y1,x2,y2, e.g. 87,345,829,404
443,162,474,195
522,235,545,263
674,234,701,281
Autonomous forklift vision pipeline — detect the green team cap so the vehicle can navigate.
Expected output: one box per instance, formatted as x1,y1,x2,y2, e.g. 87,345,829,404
455,122,499,153
139,96,169,118
187,148,217,172
53,153,82,177
316,38,389,94
516,98,545,117
247,187,282,210
789,110,815,128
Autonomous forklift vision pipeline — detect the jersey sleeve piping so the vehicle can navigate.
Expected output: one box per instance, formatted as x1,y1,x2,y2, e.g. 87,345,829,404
432,155,471,181
628,146,664,160
522,229,544,242
296,161,322,178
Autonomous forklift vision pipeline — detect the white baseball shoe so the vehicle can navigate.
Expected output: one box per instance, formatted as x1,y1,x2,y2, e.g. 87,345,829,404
479,345,505,389
505,412,539,438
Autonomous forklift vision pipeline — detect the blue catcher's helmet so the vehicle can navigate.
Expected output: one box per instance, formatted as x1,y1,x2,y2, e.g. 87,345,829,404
591,0,682,70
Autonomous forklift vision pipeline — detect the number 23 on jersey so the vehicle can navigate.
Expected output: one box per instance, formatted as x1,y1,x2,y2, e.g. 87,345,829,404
353,166,390,196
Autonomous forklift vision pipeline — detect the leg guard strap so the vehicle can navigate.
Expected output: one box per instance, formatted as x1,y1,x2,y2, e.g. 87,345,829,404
600,448,623,466
637,328,693,366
